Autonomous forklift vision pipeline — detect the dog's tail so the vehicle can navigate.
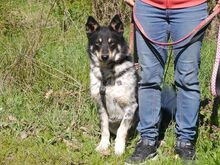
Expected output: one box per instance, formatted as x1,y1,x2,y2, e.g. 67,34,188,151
159,84,176,141
161,84,176,117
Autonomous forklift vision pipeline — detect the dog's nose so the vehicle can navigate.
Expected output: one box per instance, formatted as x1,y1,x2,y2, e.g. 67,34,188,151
101,54,109,61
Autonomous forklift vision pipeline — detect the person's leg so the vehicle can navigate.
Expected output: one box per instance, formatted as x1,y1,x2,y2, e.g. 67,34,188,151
126,0,169,164
170,2,208,160
135,0,169,143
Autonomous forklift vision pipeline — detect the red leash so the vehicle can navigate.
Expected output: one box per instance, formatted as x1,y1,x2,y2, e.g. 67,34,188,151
132,4,220,47
129,3,220,95
129,15,135,54
211,26,220,96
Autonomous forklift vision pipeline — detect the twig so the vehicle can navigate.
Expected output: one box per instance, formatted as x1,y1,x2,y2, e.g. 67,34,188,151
35,59,83,88
34,62,82,89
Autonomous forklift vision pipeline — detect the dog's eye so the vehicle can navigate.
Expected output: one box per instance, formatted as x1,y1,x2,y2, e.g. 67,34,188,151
109,41,116,47
95,41,102,46
95,38,102,46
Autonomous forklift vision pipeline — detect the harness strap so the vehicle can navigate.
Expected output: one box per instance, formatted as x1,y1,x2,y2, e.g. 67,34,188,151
211,26,220,96
100,80,108,111
99,64,135,109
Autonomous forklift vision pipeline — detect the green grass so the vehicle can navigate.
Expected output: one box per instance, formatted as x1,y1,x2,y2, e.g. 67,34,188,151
0,1,220,165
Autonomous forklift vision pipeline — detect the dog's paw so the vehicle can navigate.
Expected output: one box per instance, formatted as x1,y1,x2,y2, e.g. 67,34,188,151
96,140,110,155
114,139,125,156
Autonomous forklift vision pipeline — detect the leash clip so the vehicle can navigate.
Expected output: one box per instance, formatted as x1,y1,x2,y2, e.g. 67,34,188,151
100,84,106,95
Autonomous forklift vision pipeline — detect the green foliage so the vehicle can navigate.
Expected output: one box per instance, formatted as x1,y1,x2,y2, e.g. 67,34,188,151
0,0,220,164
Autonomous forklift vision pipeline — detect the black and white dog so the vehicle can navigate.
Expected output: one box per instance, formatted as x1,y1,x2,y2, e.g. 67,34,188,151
85,15,177,156
85,15,138,155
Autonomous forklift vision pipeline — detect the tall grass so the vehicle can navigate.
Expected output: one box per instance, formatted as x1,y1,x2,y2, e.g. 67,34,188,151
0,1,220,164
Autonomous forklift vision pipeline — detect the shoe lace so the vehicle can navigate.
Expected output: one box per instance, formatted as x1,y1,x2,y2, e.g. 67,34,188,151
132,143,143,157
131,141,153,158
177,142,195,158
184,147,195,158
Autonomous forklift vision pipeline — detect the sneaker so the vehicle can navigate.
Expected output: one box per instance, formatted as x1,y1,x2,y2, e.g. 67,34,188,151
175,140,196,163
125,139,157,165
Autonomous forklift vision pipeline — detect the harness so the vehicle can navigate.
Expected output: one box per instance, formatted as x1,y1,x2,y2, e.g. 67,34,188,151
99,57,135,109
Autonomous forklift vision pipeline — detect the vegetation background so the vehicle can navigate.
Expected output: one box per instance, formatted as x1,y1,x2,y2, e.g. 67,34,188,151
0,0,219,164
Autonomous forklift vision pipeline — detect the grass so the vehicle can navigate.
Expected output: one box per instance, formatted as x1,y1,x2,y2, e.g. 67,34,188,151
0,1,220,165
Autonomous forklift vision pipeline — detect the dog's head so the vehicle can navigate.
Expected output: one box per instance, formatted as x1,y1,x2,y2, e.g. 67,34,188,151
85,15,128,65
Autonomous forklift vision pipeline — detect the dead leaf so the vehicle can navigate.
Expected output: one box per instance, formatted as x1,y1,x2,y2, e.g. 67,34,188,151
63,139,80,150
66,119,77,132
99,149,110,156
8,115,17,122
20,131,28,139
174,154,179,160
63,139,74,147
0,122,9,129
159,140,166,147
45,89,53,99
80,126,90,134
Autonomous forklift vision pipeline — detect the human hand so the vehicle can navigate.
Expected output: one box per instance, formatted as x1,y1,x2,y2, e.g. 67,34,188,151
124,0,135,7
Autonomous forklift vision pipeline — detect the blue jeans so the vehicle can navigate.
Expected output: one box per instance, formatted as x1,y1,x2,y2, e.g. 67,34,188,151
135,0,208,142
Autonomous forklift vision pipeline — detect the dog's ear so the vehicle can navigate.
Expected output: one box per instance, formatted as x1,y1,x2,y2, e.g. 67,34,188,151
109,14,124,34
85,16,100,36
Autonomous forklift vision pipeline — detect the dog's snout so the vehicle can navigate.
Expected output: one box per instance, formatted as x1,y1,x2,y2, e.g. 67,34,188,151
101,54,109,61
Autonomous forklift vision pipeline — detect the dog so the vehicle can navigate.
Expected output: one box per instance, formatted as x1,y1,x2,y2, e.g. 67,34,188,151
85,15,138,155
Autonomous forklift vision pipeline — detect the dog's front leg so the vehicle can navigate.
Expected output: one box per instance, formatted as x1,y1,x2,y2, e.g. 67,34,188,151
115,103,138,155
96,107,110,153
